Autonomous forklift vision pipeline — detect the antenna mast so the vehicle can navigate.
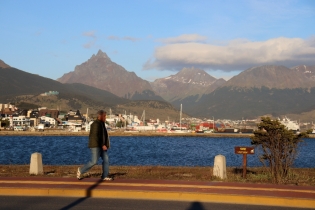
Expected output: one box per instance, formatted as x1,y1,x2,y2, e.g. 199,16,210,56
180,104,182,130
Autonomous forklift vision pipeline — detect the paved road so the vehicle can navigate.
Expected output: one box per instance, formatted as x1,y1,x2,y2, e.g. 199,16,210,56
1,196,313,210
1,177,315,209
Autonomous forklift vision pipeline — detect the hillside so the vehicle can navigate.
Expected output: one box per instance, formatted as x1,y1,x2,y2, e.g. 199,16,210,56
58,50,163,101
185,65,315,120
4,58,315,121
0,66,180,119
192,86,315,120
0,67,128,105
170,78,227,111
224,65,313,89
0,59,10,68
172,66,315,121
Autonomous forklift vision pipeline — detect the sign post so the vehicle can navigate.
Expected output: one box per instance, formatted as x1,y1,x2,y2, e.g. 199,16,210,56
234,146,254,178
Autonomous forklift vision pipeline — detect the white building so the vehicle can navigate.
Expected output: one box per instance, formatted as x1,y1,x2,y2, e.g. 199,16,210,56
12,116,30,127
40,116,57,127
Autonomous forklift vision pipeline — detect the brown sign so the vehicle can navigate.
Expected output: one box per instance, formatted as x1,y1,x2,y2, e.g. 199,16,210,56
234,146,255,155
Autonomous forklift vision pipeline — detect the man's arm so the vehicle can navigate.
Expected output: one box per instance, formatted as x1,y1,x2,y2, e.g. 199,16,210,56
102,123,108,150
89,121,101,147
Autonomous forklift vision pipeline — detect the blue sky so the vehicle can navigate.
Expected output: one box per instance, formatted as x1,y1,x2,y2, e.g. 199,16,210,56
0,0,314,81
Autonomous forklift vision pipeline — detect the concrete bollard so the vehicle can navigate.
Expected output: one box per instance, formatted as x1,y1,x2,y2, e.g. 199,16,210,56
213,154,227,179
29,152,43,175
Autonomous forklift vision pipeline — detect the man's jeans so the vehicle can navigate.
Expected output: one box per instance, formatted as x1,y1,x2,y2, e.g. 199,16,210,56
80,147,109,179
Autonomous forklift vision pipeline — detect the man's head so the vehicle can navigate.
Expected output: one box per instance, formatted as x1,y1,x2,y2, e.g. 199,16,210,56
97,110,107,122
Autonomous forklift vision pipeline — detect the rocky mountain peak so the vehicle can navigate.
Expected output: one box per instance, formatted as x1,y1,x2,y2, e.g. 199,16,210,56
157,67,217,87
151,67,224,102
57,50,154,98
89,49,110,62
292,65,315,80
0,59,11,68
292,65,313,73
95,49,109,59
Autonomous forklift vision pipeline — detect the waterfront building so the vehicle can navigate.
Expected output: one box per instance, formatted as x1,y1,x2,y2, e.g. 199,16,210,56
29,110,40,127
66,110,84,124
40,116,57,127
12,115,30,127
39,109,59,118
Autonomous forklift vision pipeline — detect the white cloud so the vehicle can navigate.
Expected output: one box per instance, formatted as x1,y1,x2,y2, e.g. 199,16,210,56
107,35,140,42
108,35,120,40
123,36,140,42
144,37,315,71
82,31,96,38
34,28,44,36
83,40,96,49
157,34,207,44
82,31,97,49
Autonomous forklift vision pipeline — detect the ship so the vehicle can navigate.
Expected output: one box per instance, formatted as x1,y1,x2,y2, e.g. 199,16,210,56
279,117,300,132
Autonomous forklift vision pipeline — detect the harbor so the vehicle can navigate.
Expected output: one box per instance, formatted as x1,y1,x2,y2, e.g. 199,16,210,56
0,129,255,137
1,136,314,167
1,103,311,136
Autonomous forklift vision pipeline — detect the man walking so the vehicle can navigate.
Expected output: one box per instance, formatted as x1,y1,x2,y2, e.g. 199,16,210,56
77,110,113,181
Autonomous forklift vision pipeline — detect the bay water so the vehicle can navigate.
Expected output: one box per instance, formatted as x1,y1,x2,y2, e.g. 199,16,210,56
0,136,314,167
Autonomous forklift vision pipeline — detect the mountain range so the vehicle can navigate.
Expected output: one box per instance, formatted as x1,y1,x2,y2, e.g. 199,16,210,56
150,67,226,103
2,50,315,121
57,50,163,101
0,65,182,121
189,65,315,120
224,65,315,89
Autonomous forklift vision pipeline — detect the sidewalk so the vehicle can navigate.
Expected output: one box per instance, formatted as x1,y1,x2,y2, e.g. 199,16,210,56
0,177,314,209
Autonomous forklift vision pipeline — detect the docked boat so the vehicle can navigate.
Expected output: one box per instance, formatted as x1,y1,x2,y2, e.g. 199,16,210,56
279,117,300,132
168,104,190,133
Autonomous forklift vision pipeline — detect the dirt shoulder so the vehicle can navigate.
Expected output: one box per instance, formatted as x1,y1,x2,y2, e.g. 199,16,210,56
1,165,314,186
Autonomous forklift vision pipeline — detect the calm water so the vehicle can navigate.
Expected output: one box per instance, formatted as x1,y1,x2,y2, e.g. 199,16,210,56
0,136,314,167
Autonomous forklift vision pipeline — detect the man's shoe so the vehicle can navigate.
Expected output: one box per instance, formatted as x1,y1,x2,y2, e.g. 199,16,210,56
103,177,113,181
77,167,82,180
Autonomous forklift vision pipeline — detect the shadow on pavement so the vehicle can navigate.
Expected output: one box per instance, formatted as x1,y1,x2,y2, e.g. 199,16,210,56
59,179,103,210
186,202,206,210
111,172,126,178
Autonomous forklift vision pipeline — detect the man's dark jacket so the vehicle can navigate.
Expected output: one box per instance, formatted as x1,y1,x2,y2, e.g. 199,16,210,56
88,119,110,148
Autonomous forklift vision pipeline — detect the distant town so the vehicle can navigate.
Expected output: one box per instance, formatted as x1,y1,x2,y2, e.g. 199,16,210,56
1,101,313,134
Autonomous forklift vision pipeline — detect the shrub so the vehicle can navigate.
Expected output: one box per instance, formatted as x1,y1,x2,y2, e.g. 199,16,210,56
251,117,309,184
